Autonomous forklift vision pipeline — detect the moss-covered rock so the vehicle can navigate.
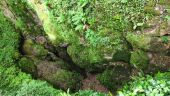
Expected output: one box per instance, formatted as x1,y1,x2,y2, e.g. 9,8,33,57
126,33,170,52
18,54,78,89
148,53,170,72
22,39,48,59
67,45,104,72
159,0,170,5
18,57,38,76
0,0,44,36
130,50,149,69
144,6,162,16
25,0,64,45
26,0,147,72
37,61,83,91
18,56,81,91
126,33,151,50
112,50,131,63
52,70,82,91
97,66,131,91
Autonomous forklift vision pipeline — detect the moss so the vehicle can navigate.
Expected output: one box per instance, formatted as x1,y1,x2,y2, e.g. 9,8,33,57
67,45,104,72
130,50,149,69
126,33,151,50
33,45,48,57
112,50,131,63
159,0,170,5
146,0,156,7
3,0,44,36
52,69,83,91
144,6,161,16
54,58,71,70
159,20,169,30
18,57,37,76
97,66,131,90
23,39,48,58
26,0,64,45
27,0,147,68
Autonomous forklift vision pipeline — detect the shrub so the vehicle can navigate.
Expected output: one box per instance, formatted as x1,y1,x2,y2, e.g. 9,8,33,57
0,12,20,66
118,72,170,96
74,90,108,96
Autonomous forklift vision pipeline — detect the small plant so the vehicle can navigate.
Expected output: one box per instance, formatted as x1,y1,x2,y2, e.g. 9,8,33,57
118,72,170,96
161,36,169,44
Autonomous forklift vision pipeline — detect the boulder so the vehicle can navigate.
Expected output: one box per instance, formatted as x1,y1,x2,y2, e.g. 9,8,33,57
97,66,131,91
126,33,170,52
37,61,83,91
18,55,82,91
130,50,149,70
148,53,170,71
18,57,38,77
22,39,48,59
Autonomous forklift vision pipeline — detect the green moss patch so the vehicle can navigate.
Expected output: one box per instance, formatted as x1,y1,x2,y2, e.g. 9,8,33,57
130,50,149,69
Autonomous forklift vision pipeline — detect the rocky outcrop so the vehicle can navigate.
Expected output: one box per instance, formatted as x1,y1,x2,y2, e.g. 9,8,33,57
1,0,170,93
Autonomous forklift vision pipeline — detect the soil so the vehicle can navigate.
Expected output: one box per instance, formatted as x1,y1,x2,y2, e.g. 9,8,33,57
82,73,109,93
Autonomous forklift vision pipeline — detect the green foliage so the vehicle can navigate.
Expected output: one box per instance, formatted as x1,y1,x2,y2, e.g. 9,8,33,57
161,36,169,44
0,65,64,96
130,50,149,69
0,12,20,66
45,0,147,47
118,72,170,96
31,0,153,71
0,65,107,96
16,80,62,96
85,29,110,47
97,69,116,90
74,90,108,96
0,66,31,92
